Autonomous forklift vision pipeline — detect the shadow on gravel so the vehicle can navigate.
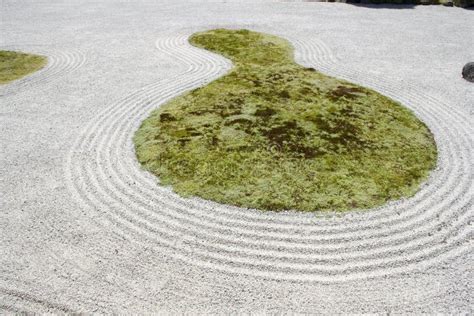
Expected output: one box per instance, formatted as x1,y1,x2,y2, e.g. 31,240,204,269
347,3,416,8
346,0,473,8
283,0,473,8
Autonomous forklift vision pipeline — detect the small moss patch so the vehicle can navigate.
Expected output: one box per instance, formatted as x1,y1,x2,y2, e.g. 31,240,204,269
134,29,437,212
0,51,47,84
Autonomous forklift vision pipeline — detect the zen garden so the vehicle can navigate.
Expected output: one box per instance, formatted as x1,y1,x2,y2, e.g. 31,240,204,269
1,0,472,314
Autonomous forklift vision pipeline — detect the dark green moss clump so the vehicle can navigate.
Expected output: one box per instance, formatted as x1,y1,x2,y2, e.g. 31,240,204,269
134,29,437,212
0,51,47,84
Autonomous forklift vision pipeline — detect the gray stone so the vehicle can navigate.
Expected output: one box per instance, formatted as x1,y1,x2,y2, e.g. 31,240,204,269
462,62,474,82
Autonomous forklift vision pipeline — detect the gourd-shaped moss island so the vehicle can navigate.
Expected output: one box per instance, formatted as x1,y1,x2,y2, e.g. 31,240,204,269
134,29,437,212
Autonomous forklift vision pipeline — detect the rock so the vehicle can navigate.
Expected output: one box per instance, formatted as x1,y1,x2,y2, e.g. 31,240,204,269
462,62,474,83
443,1,454,6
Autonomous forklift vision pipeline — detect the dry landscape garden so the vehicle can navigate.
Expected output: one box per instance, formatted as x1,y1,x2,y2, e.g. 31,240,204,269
1,0,473,314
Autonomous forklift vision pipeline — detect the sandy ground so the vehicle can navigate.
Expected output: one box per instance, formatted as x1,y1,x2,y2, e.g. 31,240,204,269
1,0,473,313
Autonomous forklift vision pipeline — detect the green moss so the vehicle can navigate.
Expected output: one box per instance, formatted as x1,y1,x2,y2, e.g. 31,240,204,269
134,29,437,212
0,51,47,84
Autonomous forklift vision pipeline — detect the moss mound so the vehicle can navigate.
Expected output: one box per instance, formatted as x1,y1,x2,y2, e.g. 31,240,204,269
0,51,47,84
134,29,437,212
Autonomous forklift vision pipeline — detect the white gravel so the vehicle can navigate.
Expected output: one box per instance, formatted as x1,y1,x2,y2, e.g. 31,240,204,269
1,0,473,313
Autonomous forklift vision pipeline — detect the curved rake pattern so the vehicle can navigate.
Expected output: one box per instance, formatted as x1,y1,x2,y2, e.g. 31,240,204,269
65,32,473,283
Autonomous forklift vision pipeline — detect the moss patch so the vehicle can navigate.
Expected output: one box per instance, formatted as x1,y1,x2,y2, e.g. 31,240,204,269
0,51,47,84
134,29,437,212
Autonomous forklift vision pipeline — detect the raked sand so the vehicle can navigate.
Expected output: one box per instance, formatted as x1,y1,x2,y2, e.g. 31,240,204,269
1,0,473,313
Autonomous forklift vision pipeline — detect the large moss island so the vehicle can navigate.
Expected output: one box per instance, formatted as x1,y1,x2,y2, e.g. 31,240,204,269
134,29,437,212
